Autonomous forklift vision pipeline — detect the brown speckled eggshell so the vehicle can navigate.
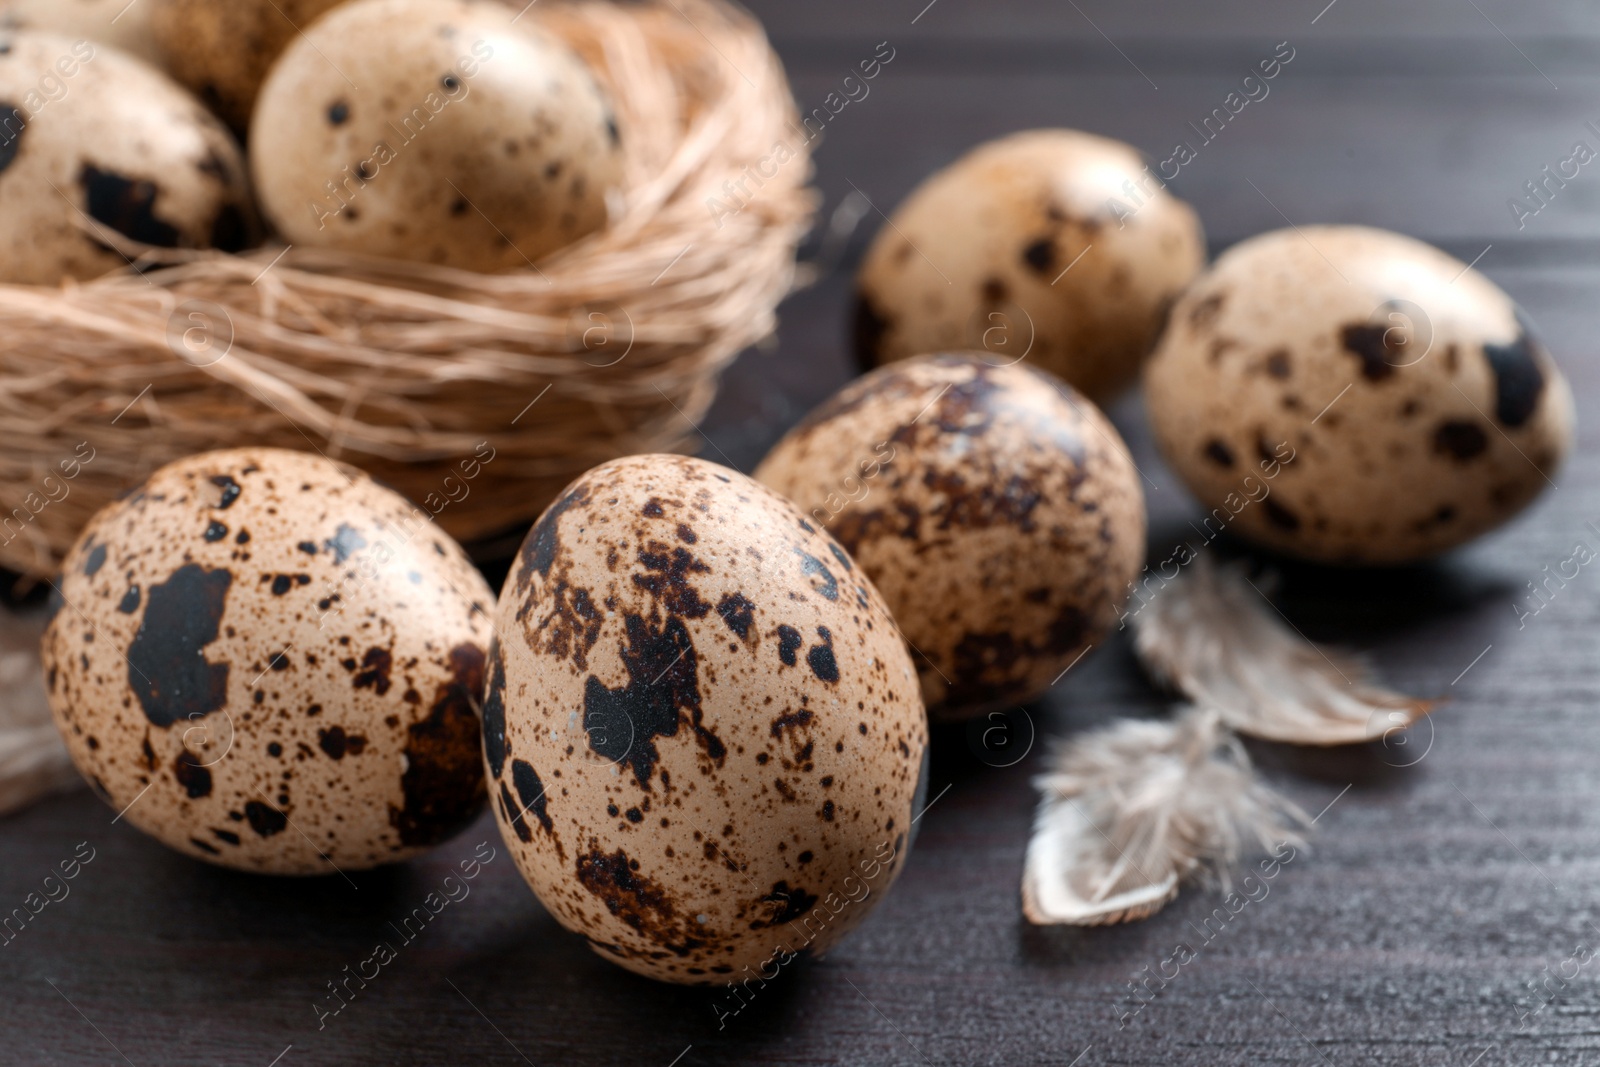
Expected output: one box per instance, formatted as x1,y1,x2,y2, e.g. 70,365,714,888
487,454,927,985
756,353,1145,719
146,0,347,131
1144,225,1574,564
41,448,495,874
855,128,1205,403
0,30,258,285
250,0,623,272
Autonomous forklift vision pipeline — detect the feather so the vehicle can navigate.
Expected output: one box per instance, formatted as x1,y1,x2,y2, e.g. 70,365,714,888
0,604,78,817
1022,707,1308,926
1130,555,1433,746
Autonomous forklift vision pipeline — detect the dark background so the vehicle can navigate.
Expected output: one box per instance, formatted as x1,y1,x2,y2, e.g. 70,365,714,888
6,1,1600,1063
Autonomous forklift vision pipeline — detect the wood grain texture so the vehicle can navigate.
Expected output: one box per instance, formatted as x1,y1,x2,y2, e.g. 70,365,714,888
4,1,1599,1063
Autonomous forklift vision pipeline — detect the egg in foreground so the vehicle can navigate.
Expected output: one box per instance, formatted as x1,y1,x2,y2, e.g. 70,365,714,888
251,0,623,271
757,353,1145,719
855,128,1206,402
1144,225,1574,564
488,455,926,984
42,448,494,873
0,30,257,284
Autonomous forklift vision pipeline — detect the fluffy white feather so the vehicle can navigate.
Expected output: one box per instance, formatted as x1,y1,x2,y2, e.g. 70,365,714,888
0,603,77,817
1131,555,1432,745
1022,707,1308,926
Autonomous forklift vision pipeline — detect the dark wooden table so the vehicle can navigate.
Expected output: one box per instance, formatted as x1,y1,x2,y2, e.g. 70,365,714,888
7,1,1600,1063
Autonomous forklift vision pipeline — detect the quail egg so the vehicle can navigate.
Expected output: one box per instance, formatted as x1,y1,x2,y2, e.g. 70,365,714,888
487,454,927,984
0,29,257,284
146,0,347,131
855,129,1206,402
41,448,495,873
1144,225,1574,564
251,0,623,271
756,353,1146,719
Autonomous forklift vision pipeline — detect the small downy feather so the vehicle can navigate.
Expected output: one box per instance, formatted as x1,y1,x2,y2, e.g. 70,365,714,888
1022,707,1308,926
0,604,77,817
1131,555,1433,746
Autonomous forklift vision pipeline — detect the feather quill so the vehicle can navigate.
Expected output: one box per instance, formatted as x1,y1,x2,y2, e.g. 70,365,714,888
1131,556,1433,745
1022,707,1308,925
0,605,77,817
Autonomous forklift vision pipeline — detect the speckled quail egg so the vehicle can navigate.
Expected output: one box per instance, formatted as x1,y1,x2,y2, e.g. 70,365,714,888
146,0,346,131
0,30,257,284
755,353,1146,719
251,0,624,272
41,448,495,874
1,0,161,65
487,454,927,984
855,129,1206,403
1144,225,1574,565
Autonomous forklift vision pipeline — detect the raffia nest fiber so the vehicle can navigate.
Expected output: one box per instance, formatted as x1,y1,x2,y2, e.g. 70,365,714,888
0,0,814,577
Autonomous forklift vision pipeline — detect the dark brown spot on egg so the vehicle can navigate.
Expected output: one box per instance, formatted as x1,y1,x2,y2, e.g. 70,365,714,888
244,800,287,837
499,781,531,842
352,647,393,695
583,614,723,791
174,751,212,799
1262,498,1302,531
806,627,839,684
981,277,1008,304
80,164,180,247
1264,349,1291,379
515,485,589,593
0,103,22,175
776,625,802,667
1204,439,1235,467
117,586,140,614
771,708,814,736
203,521,228,543
1021,237,1055,275
716,592,755,641
632,544,711,618
481,640,508,779
1434,420,1488,460
751,881,818,929
1340,323,1399,382
127,563,232,728
576,845,704,956
82,542,108,576
795,550,838,601
209,474,241,509
511,758,555,838
1482,328,1545,427
317,726,367,760
327,100,349,125
390,644,486,847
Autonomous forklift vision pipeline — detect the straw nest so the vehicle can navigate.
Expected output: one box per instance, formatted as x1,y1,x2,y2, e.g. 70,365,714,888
0,0,814,577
